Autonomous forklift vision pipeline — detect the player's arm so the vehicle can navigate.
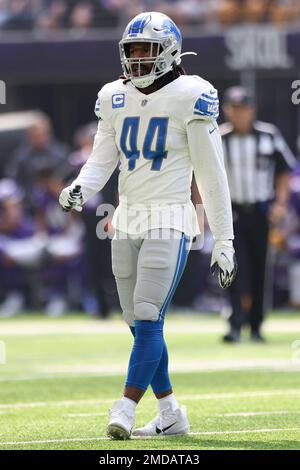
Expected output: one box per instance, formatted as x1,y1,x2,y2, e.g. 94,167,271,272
187,119,233,240
186,116,237,288
59,110,119,212
73,118,119,202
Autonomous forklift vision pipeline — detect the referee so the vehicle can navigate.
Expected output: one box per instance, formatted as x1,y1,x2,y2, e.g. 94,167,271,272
220,86,297,342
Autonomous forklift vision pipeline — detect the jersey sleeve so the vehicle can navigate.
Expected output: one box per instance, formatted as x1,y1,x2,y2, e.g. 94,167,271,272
185,83,219,125
72,115,119,203
187,119,234,241
93,84,113,122
94,96,101,119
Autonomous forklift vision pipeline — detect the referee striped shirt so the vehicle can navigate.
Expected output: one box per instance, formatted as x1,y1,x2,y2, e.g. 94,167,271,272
220,121,297,205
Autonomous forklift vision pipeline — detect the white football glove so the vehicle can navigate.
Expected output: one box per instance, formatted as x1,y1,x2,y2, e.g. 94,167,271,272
59,184,83,212
210,240,237,289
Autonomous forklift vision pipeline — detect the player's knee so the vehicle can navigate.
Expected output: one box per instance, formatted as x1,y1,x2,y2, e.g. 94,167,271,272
134,300,160,322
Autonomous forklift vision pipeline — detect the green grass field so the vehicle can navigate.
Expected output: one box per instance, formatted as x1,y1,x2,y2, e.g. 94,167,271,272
1,312,300,450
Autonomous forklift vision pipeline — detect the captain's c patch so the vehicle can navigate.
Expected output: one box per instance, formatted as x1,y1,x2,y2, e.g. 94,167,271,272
112,93,125,109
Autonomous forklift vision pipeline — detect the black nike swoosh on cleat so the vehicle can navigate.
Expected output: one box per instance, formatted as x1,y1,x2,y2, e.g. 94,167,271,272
155,422,177,434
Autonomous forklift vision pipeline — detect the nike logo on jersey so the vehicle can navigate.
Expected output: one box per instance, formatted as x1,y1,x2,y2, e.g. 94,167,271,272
155,422,177,434
209,126,216,134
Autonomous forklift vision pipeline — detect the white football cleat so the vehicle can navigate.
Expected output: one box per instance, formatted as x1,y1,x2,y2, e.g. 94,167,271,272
107,399,135,440
132,405,189,437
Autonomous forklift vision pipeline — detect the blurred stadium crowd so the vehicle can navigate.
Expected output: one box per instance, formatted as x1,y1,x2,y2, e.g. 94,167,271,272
0,112,120,317
0,0,299,31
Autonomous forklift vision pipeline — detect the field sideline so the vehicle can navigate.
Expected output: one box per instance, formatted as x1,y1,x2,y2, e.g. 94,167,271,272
1,312,300,450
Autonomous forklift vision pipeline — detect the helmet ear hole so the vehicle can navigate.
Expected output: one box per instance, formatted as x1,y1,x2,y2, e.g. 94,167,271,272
157,59,167,71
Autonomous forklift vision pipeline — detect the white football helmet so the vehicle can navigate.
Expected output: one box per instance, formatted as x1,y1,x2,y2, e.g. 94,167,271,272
119,12,183,89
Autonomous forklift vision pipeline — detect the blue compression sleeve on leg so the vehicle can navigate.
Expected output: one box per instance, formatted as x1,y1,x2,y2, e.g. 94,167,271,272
130,326,135,337
150,338,172,394
126,320,164,391
129,326,172,394
128,234,189,393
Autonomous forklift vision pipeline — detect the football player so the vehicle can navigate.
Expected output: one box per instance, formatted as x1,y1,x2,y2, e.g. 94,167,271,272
59,12,237,440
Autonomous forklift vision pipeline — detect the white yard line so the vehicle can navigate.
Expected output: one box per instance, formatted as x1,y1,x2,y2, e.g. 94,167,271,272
0,372,126,382
1,358,300,382
0,437,109,446
179,389,300,401
1,427,300,447
64,412,106,418
188,427,300,436
216,410,299,417
0,398,113,409
2,409,297,419
1,317,300,336
2,389,300,410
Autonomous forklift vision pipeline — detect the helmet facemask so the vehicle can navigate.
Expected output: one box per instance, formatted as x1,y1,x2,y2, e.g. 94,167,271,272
119,38,179,89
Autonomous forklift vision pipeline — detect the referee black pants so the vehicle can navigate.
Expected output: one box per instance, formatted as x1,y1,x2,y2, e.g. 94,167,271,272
229,204,269,334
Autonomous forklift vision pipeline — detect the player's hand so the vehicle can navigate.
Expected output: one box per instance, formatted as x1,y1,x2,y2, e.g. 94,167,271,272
210,240,237,289
59,185,83,212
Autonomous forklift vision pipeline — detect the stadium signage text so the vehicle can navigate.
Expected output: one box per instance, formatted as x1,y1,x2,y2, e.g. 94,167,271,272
225,26,293,70
0,80,6,104
292,80,300,105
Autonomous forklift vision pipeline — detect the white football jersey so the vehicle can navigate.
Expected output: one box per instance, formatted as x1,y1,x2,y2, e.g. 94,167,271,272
74,74,233,239
96,74,218,204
